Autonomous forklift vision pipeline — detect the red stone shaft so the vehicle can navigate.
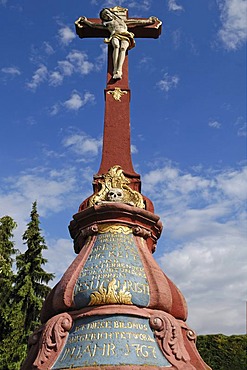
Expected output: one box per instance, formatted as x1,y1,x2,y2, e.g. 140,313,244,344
75,18,161,186
99,48,135,178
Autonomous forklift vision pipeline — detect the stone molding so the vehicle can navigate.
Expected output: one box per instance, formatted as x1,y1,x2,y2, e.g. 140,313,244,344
22,307,210,370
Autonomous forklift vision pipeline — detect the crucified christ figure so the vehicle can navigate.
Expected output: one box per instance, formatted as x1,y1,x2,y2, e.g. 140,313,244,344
77,8,157,79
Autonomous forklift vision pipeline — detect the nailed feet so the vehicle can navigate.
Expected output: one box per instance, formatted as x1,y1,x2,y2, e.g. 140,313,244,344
113,70,122,79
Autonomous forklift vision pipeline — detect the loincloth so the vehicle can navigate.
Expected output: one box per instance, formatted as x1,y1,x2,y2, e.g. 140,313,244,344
104,31,135,50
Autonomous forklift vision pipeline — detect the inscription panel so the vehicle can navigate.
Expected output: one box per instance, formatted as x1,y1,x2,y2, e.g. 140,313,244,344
52,315,171,368
73,232,150,308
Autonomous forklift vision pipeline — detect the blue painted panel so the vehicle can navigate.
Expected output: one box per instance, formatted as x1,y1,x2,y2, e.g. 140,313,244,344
73,232,150,308
52,315,171,368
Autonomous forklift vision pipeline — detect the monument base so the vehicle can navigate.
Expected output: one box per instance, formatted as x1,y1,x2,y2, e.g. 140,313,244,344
21,306,211,370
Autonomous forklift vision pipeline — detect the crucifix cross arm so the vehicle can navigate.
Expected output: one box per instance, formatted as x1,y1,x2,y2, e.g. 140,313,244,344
76,15,159,30
125,16,159,26
75,7,162,80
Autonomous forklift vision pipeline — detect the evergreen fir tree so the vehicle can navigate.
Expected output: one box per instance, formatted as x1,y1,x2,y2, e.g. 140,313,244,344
0,202,55,369
14,201,55,334
0,216,17,342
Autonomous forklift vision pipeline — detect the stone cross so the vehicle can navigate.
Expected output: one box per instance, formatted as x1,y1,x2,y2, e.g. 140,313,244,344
75,6,162,189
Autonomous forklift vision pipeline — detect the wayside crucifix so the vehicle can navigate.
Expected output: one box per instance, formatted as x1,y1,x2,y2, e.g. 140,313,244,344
75,6,162,80
21,6,211,370
75,6,162,186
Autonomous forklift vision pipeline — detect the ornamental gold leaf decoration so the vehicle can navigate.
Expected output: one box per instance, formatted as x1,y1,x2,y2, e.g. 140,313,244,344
107,87,128,101
89,278,133,306
88,165,145,209
110,6,128,13
98,223,132,234
110,6,128,19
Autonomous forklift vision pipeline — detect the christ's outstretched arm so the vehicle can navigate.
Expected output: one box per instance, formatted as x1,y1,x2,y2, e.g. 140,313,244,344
126,16,158,26
75,16,105,29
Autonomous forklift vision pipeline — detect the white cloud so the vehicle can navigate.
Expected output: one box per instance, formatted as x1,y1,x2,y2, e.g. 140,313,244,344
91,0,151,11
131,144,138,154
63,91,95,111
27,50,93,89
63,132,102,157
142,163,247,334
0,167,81,251
58,60,74,76
49,91,95,115
44,238,75,283
26,116,37,126
157,73,179,92
1,168,78,217
235,116,247,137
216,166,247,200
67,50,94,75
172,29,182,49
49,71,64,86
217,0,247,49
127,0,151,11
58,26,76,46
159,232,246,334
26,64,48,91
138,56,155,73
43,41,55,55
139,56,152,66
95,44,108,71
54,50,94,82
1,66,21,76
49,103,60,116
208,120,221,129
168,0,184,11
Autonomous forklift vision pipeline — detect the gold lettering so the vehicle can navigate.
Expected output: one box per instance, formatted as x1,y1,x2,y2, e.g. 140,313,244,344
75,346,82,359
107,343,116,356
83,344,97,357
150,346,157,358
100,342,115,356
124,343,130,356
131,344,157,358
101,343,106,356
132,344,146,357
59,347,76,361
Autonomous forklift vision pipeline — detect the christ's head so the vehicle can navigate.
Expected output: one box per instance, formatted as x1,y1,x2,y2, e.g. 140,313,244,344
99,8,120,22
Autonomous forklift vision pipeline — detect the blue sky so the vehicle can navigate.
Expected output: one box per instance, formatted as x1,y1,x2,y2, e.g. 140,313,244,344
0,0,246,335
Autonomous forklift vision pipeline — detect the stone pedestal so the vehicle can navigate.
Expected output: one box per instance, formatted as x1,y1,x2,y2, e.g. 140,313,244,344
21,202,211,370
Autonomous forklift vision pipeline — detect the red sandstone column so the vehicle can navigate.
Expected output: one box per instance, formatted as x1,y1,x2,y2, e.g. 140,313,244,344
97,47,139,180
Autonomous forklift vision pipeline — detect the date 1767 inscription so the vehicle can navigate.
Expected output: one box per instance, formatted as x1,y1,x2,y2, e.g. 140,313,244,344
52,315,171,368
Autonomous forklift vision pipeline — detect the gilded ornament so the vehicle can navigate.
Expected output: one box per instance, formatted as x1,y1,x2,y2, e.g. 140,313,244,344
88,165,145,208
110,6,128,19
89,278,133,305
98,223,132,234
107,87,128,101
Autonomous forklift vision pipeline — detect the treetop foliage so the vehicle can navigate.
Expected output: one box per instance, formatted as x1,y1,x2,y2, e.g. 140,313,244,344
0,202,54,370
197,334,247,370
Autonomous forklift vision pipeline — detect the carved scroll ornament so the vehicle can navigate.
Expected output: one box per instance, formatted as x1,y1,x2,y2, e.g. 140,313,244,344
149,312,195,369
32,313,73,369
